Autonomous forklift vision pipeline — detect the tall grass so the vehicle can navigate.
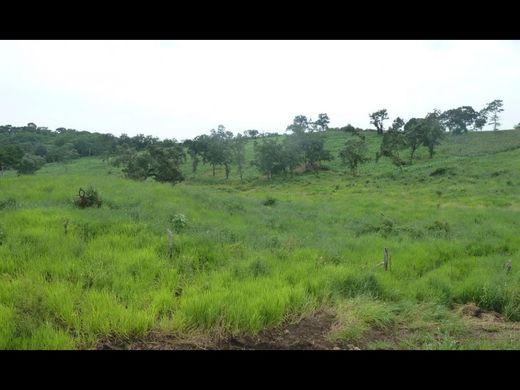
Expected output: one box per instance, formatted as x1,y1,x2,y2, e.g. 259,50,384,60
0,129,519,348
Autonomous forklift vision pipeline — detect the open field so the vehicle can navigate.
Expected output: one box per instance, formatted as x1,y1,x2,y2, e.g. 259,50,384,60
1,129,520,349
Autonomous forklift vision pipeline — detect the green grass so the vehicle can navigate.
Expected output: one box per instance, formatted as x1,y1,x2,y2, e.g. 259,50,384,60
1,129,520,349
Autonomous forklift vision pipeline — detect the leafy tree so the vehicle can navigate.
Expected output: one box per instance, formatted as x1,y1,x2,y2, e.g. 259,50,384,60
369,109,389,134
17,154,45,175
299,132,332,171
441,106,478,134
0,145,24,172
421,118,444,158
376,128,407,170
514,123,520,130
243,129,260,139
252,139,286,179
232,134,247,182
148,145,185,184
286,115,310,135
403,118,423,161
485,99,504,131
123,144,185,185
123,152,153,181
339,136,370,176
314,113,330,132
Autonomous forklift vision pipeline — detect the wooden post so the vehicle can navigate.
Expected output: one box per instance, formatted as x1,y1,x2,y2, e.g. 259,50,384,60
63,219,69,235
383,248,389,271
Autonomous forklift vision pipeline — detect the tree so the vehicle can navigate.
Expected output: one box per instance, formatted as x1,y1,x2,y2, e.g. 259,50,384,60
441,106,478,134
369,109,389,134
243,129,259,139
17,154,45,175
123,145,185,185
472,108,489,131
314,113,330,132
148,145,185,184
403,118,423,161
421,118,444,158
339,136,370,176
485,99,504,131
286,115,310,135
299,132,332,171
232,134,247,182
0,145,24,173
252,139,285,179
376,128,408,170
515,123,520,130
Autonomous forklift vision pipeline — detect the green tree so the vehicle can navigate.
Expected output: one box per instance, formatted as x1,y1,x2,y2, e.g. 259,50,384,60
17,154,45,175
286,115,310,135
252,139,286,179
485,99,504,131
441,106,478,134
403,118,423,161
0,145,24,173
339,137,370,176
376,128,407,170
232,133,247,182
369,109,389,134
314,113,330,132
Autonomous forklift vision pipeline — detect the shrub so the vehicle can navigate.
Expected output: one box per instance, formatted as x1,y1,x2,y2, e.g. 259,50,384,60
171,213,187,233
262,197,276,206
73,186,102,208
0,225,5,245
0,198,17,210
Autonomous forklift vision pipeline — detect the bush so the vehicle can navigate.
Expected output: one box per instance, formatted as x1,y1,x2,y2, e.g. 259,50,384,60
0,198,17,210
171,213,187,233
73,186,102,208
17,154,45,175
262,197,276,206
0,225,5,245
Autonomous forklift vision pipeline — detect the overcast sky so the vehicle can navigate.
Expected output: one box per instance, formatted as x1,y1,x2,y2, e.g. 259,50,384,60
1,40,519,140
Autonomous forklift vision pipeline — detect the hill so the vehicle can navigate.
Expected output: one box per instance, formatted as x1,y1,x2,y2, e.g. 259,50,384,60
1,129,519,349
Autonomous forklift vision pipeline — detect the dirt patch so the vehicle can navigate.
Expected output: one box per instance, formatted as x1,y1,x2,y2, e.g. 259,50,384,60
97,310,359,350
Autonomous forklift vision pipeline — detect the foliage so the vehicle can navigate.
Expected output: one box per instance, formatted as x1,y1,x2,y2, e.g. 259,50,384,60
171,213,188,233
339,136,370,176
369,109,389,134
16,154,45,175
74,186,103,208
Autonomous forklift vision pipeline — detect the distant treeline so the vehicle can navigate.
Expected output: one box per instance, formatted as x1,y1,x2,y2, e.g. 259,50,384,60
1,99,513,180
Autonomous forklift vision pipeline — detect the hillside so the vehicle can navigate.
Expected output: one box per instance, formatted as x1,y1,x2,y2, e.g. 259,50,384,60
1,129,520,349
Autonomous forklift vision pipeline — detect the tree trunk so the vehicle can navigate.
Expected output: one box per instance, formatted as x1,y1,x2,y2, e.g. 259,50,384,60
212,164,216,177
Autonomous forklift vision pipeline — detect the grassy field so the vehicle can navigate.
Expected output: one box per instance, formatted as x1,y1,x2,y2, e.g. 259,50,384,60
1,129,519,349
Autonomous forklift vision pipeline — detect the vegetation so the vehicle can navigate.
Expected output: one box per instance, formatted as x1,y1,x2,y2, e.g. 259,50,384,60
1,100,519,350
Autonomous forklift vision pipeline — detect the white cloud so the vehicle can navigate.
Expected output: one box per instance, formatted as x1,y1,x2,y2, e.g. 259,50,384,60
1,40,519,139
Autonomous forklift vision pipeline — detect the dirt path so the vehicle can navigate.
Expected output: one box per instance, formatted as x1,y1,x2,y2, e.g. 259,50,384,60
97,304,520,350
97,310,358,350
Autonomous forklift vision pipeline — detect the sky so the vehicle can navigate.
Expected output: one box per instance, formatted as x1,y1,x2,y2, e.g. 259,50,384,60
1,40,519,140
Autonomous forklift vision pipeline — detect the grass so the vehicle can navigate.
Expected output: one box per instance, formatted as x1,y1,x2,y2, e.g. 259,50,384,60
0,129,519,349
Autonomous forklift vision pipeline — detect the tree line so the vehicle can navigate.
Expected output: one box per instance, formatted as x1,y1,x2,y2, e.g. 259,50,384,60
0,99,508,181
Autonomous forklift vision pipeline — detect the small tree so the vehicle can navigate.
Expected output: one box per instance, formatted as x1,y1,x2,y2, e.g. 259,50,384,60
314,113,330,132
369,109,389,134
376,129,407,170
403,118,423,162
232,134,247,182
339,137,370,176
485,99,504,131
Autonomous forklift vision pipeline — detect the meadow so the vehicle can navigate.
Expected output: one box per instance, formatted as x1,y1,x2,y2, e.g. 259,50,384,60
1,129,519,349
